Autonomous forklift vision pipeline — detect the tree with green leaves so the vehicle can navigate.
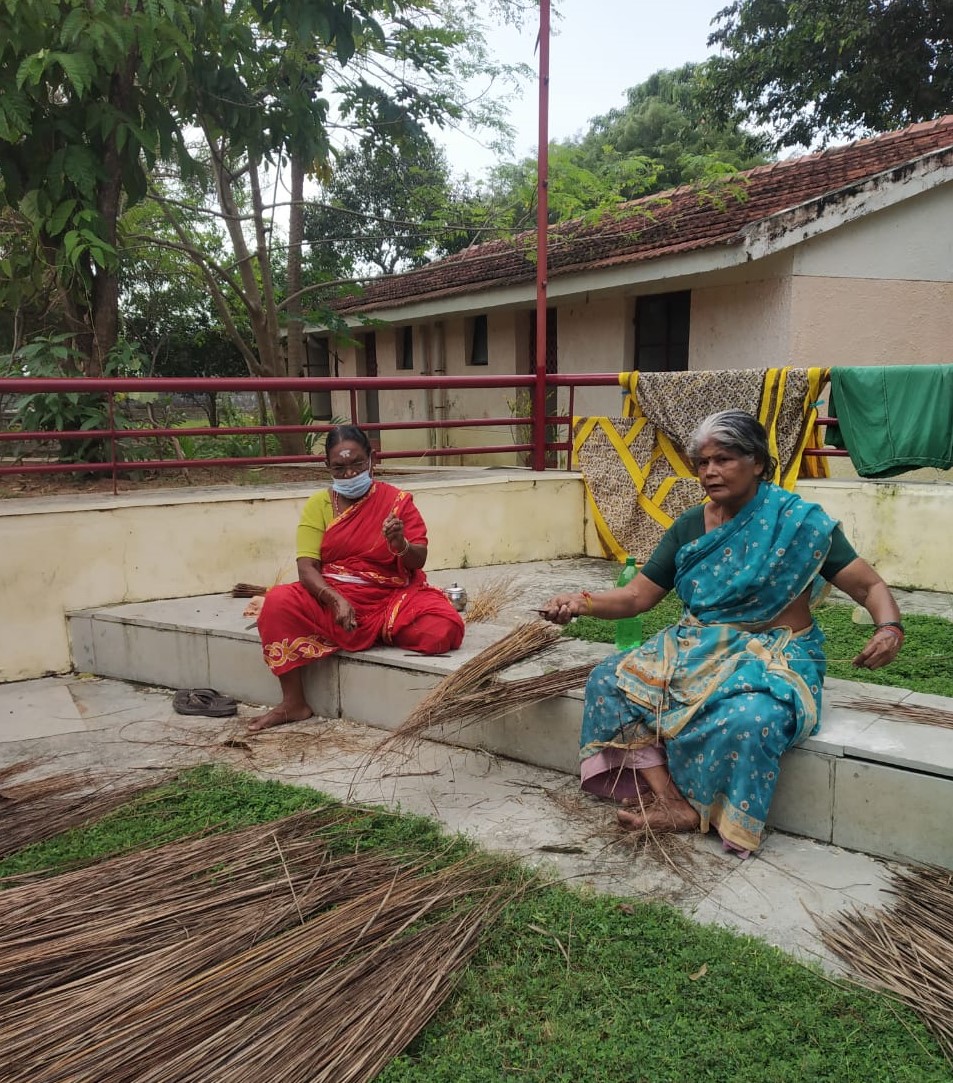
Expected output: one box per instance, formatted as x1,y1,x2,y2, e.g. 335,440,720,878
0,0,194,376
706,0,953,148
577,63,769,189
440,63,768,245
303,133,456,277
449,142,662,241
120,192,247,427
0,0,531,452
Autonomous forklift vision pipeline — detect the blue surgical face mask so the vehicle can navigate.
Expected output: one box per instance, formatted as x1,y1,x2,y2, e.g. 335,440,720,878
332,470,372,499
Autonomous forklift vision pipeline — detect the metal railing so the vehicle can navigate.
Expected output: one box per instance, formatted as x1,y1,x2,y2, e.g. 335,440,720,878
0,373,624,488
0,373,844,492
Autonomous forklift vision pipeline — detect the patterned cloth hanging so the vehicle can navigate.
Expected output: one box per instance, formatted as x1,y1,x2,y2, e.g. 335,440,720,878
572,367,829,562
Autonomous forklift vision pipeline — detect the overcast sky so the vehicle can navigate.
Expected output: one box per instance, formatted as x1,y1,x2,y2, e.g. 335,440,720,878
440,0,729,179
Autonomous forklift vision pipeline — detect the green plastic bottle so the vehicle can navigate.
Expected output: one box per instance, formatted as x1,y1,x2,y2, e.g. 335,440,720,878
614,556,643,651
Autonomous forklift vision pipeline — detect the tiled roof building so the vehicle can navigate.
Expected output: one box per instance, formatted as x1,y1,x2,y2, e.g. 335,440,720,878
335,117,953,315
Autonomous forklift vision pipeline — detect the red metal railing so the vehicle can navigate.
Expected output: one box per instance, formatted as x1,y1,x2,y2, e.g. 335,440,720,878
0,373,843,491
0,373,626,487
807,418,847,456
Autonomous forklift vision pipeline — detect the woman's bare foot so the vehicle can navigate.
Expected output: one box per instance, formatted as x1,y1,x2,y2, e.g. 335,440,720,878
620,792,658,808
247,703,313,733
617,798,700,834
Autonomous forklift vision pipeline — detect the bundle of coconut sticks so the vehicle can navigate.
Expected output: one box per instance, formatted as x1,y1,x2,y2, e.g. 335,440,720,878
830,694,953,732
231,582,269,598
0,761,167,861
818,863,953,1065
0,807,516,1083
463,573,521,623
383,620,593,747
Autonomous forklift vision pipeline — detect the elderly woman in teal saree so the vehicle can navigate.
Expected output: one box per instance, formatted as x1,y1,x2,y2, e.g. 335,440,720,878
542,411,903,855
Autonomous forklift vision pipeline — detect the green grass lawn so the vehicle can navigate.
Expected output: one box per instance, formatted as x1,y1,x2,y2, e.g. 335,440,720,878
564,597,953,698
1,767,948,1083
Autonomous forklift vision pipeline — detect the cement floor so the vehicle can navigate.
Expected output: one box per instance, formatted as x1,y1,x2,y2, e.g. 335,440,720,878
0,672,899,974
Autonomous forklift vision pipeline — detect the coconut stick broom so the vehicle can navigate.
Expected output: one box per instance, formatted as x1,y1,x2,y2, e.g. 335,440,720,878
829,694,953,732
817,863,953,1065
381,619,563,747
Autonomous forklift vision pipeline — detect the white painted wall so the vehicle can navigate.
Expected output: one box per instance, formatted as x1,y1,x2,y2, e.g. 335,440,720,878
0,474,587,682
689,275,795,370
793,183,953,281
5,472,952,682
798,478,953,590
789,276,953,366
558,294,631,417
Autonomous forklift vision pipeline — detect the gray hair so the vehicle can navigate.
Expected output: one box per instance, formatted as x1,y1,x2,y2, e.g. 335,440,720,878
687,410,778,480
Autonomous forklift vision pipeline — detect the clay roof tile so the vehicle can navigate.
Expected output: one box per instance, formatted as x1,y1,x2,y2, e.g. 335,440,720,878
334,116,953,314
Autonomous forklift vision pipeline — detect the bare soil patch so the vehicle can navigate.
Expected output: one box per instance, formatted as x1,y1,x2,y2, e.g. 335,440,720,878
0,464,330,500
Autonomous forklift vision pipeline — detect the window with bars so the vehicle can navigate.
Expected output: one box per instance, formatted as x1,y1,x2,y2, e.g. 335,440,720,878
467,314,489,366
635,291,690,372
396,326,414,370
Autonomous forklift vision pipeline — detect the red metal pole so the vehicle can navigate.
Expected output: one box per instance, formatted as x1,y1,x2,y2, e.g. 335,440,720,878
108,391,118,495
532,0,551,472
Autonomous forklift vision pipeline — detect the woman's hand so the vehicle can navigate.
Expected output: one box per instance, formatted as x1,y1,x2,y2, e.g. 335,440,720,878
852,626,903,670
329,594,358,631
831,561,903,672
540,593,588,625
382,514,406,553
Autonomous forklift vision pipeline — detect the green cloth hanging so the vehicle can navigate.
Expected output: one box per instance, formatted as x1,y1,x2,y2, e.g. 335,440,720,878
828,365,953,477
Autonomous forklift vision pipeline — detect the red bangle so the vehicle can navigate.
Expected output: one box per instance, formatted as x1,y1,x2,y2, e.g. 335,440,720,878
580,591,594,615
876,624,904,642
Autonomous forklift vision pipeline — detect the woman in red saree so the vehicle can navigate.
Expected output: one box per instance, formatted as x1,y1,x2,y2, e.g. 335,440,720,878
248,426,464,732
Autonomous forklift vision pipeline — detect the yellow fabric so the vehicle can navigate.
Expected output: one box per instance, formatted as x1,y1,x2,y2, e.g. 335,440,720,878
296,489,335,560
575,367,830,563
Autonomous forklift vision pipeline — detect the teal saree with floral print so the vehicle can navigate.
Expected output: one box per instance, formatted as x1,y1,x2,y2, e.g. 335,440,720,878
580,482,839,852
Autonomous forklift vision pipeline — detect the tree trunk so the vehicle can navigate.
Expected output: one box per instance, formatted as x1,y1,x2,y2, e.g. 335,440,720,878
285,155,306,377
284,155,309,454
249,161,305,455
206,140,305,455
271,387,306,451
86,60,137,377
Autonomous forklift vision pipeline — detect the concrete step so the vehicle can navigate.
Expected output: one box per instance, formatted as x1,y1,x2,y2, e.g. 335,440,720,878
67,591,953,870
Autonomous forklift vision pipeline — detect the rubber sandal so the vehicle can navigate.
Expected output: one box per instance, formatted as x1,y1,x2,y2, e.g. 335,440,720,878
172,688,238,718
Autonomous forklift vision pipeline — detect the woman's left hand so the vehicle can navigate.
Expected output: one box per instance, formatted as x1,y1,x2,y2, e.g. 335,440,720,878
382,514,406,552
852,627,903,670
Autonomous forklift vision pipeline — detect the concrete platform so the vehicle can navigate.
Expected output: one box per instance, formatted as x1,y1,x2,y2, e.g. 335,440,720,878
64,559,953,871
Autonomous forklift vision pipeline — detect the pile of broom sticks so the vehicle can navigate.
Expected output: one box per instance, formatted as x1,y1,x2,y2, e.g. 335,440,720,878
0,762,167,862
829,693,953,732
0,806,515,1083
818,863,953,1065
384,620,594,747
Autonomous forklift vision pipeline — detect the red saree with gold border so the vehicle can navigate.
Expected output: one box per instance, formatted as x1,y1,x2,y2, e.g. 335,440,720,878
258,481,463,675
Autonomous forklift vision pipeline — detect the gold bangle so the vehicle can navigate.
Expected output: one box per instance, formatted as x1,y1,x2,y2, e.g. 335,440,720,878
580,591,594,614
398,538,411,555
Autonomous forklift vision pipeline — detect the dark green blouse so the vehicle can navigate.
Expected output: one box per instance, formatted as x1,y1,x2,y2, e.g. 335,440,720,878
640,503,859,592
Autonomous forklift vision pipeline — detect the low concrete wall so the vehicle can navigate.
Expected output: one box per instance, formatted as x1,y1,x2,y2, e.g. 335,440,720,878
582,476,953,592
797,478,953,592
2,469,950,682
0,472,586,683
